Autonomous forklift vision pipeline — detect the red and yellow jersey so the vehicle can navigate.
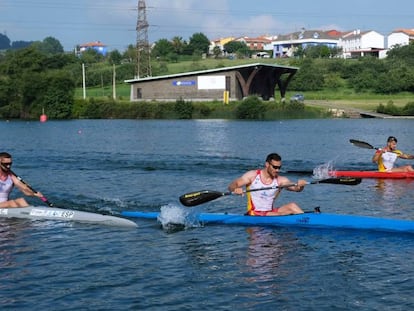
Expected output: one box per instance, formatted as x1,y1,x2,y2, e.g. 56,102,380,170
377,149,402,172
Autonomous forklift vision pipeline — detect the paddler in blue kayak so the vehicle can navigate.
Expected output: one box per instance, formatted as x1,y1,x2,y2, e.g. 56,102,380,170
372,136,414,172
228,153,306,216
0,152,44,208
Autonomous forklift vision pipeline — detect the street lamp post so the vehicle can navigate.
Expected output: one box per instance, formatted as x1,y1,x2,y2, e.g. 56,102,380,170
82,63,86,99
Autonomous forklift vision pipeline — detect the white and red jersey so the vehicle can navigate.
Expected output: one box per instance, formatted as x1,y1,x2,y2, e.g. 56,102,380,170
246,170,278,214
0,174,13,203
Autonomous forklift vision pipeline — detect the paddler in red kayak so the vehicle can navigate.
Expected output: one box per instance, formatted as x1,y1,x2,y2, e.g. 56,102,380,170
228,153,306,216
372,136,414,172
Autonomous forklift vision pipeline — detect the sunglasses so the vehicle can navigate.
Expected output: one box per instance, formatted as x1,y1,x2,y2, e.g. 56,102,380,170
1,162,12,167
269,163,282,170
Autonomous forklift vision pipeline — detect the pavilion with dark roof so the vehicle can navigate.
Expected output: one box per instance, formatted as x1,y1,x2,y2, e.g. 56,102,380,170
125,63,299,102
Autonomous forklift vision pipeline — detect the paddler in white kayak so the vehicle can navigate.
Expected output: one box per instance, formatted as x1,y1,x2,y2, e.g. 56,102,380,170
228,153,306,216
0,152,44,208
372,136,414,172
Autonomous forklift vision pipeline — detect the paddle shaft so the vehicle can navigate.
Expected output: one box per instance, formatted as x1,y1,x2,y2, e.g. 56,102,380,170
233,179,339,195
233,177,361,194
179,177,361,207
198,180,338,198
1,165,54,207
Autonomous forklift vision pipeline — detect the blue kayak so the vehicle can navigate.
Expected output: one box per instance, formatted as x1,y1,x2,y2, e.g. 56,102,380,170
121,210,414,234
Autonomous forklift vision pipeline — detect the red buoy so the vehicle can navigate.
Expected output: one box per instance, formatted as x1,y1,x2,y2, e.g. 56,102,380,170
40,108,47,122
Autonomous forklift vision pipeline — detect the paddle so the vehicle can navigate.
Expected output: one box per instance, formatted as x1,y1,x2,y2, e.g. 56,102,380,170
350,139,406,156
0,164,54,207
179,177,362,207
349,139,380,150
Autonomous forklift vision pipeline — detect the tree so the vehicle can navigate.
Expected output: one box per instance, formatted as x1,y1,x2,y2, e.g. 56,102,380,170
304,45,331,58
152,38,174,59
188,32,210,56
223,41,248,54
212,46,221,58
108,50,122,65
171,36,185,54
0,45,76,119
39,71,75,118
289,59,325,91
122,44,136,63
0,33,11,50
35,37,64,54
79,49,104,64
387,42,414,67
11,41,33,50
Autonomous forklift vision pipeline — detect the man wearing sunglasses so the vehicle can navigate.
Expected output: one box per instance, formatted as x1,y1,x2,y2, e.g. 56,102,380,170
228,153,306,216
372,136,414,172
0,152,44,208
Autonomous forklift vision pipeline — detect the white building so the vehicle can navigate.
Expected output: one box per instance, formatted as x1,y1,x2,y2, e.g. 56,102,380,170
387,28,414,49
271,29,341,58
338,29,385,58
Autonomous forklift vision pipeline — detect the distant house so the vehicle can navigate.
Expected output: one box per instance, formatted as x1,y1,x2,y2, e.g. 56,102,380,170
271,29,341,58
209,36,236,55
388,28,414,49
235,36,272,51
209,36,273,57
338,29,385,58
77,41,107,56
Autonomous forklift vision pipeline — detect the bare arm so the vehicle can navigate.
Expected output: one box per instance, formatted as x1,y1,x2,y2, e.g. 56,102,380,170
372,149,384,163
400,152,414,160
228,170,256,195
278,176,306,192
11,175,44,198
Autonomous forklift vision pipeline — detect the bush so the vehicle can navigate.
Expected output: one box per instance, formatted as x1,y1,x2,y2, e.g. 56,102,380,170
376,101,400,115
235,96,266,119
402,102,414,116
174,97,193,119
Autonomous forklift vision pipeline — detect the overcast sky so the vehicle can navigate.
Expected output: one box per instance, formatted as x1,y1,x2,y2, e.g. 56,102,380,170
1,0,413,52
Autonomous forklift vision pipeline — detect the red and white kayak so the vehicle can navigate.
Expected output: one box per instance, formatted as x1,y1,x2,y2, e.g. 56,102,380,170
330,171,414,179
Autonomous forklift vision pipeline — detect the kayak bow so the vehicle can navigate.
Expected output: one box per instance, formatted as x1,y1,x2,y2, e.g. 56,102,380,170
1,206,138,228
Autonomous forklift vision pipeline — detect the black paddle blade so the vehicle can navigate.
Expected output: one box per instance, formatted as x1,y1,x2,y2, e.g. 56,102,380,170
315,177,362,186
179,190,228,207
349,139,375,150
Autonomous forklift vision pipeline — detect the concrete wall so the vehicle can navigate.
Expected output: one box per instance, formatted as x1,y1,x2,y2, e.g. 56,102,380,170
130,71,241,101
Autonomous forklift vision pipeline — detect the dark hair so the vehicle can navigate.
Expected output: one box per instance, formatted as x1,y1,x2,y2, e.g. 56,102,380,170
0,152,12,159
387,136,397,143
266,153,281,162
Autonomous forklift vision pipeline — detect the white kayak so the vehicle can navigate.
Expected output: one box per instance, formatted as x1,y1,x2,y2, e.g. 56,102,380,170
0,206,138,228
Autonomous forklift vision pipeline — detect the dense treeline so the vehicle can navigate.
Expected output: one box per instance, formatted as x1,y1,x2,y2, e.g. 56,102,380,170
0,34,414,119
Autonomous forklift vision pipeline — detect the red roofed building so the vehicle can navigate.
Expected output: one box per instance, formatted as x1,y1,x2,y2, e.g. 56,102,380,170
77,41,107,56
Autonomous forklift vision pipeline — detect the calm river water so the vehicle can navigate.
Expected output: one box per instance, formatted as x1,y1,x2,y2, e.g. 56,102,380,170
0,118,413,310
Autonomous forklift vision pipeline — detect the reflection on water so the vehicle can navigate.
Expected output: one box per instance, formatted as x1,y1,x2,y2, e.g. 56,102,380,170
243,227,301,298
374,179,414,213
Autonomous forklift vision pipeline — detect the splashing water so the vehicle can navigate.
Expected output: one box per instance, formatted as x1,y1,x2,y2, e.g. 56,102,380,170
158,204,202,231
313,161,335,179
